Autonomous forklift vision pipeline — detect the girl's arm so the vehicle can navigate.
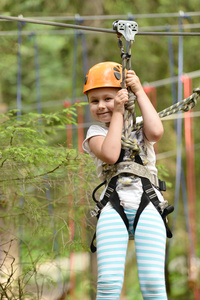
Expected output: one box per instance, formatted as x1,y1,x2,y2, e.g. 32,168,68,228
126,70,163,142
88,89,128,164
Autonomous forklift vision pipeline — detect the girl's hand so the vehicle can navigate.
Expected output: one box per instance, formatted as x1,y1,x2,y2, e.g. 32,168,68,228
125,71,164,142
125,70,143,95
114,88,128,115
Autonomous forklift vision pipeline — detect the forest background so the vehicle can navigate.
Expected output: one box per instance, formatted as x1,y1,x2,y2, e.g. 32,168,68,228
0,0,200,299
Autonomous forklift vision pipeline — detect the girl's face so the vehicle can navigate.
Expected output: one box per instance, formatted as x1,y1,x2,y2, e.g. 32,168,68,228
88,87,119,126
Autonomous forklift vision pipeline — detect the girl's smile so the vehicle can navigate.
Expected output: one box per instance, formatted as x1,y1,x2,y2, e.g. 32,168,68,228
88,87,120,125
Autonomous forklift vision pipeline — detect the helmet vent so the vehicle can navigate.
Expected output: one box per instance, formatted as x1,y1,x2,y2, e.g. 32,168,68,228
113,65,122,80
84,76,88,84
114,71,121,80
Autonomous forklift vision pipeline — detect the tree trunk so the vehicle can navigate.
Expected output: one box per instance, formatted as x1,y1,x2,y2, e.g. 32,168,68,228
0,211,21,294
0,82,7,114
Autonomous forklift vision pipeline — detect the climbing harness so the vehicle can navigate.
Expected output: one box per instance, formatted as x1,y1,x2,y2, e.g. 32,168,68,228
89,20,200,252
90,149,173,253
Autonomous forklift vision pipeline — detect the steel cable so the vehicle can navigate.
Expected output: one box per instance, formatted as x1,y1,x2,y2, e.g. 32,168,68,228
1,15,200,36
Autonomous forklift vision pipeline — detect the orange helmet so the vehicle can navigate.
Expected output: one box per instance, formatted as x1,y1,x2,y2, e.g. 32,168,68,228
83,62,124,94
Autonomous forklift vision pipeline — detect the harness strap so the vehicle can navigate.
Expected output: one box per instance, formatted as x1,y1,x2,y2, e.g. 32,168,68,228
133,175,173,238
90,175,129,253
90,232,97,253
133,155,173,238
107,161,166,191
108,178,129,231
133,189,150,232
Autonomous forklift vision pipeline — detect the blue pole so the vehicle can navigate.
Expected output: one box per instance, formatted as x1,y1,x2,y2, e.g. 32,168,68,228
33,33,42,115
80,31,90,124
32,33,61,287
166,12,184,264
167,26,177,105
17,21,24,261
17,22,22,117
171,12,183,233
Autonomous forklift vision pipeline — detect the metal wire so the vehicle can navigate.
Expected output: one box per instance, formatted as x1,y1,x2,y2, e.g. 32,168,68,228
1,23,200,37
0,15,114,33
0,15,200,36
1,11,200,21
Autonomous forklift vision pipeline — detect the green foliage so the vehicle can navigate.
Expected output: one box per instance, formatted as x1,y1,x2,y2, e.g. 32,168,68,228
0,106,97,298
0,108,79,182
0,0,200,298
157,164,173,188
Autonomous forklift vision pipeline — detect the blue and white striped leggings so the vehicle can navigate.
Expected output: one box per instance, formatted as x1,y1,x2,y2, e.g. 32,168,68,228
96,206,167,299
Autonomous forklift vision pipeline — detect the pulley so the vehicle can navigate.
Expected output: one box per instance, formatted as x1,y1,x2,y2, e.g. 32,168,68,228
113,20,138,42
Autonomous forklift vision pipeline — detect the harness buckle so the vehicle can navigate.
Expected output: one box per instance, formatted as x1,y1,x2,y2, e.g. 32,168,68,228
90,201,105,218
159,179,166,191
162,205,174,219
113,20,138,42
90,205,101,218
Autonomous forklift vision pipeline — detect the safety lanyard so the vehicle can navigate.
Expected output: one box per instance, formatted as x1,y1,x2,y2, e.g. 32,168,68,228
113,20,140,156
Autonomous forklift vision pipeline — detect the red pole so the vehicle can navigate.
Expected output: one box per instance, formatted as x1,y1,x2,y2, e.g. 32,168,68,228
76,101,87,295
76,100,84,153
181,75,199,299
69,194,75,298
63,101,73,148
63,100,75,299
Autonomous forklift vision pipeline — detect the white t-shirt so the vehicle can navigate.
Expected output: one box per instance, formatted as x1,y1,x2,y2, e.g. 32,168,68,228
82,120,164,211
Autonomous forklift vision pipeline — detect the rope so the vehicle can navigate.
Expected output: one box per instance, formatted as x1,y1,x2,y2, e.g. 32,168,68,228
1,15,200,36
132,87,200,131
116,34,140,155
112,19,199,159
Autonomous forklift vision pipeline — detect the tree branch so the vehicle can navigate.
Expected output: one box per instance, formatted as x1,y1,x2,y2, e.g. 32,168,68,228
0,162,64,182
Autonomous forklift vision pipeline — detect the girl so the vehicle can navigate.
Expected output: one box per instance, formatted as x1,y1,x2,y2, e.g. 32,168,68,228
82,61,168,300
